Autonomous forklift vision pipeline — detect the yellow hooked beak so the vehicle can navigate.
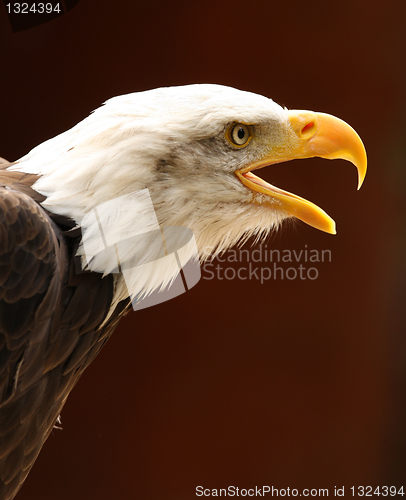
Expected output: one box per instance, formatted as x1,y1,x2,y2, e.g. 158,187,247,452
235,111,367,234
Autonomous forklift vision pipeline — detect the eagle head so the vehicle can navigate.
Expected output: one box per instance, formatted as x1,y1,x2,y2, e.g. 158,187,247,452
14,84,367,300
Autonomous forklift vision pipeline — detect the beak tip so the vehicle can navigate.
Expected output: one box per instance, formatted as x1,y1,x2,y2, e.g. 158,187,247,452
355,153,367,190
357,168,367,190
311,216,336,235
324,217,336,235
357,171,366,190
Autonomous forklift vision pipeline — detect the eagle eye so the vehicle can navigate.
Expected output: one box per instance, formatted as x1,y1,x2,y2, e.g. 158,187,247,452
227,123,252,147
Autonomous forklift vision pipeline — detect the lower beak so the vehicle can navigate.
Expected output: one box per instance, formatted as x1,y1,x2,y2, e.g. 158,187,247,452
236,110,367,234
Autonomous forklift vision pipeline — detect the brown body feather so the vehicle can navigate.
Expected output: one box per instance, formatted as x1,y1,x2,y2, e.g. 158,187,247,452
0,165,131,499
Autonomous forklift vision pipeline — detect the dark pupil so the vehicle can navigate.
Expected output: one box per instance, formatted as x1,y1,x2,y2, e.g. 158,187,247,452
237,127,245,140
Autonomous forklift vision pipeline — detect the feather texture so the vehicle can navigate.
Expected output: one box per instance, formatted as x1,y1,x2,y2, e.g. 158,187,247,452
0,172,130,500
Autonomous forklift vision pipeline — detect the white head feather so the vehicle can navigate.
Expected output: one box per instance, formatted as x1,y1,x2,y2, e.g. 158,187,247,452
14,84,291,307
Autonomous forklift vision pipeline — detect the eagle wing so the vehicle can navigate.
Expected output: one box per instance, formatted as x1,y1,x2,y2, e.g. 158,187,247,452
0,170,129,500
0,185,65,497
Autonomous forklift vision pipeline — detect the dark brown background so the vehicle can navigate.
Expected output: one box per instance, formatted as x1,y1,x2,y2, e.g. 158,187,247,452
1,0,406,498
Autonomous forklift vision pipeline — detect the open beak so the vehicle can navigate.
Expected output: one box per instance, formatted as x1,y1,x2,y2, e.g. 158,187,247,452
235,111,367,234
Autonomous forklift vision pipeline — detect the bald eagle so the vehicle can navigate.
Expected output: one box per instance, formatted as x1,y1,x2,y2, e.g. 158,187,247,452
0,85,366,499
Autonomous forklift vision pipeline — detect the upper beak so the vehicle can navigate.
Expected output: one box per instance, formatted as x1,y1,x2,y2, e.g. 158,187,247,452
236,110,367,234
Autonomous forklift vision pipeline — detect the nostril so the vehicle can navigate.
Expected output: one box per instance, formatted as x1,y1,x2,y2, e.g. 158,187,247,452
301,121,316,138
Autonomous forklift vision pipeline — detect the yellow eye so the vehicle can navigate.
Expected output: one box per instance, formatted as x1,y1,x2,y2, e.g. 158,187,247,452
228,124,252,147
